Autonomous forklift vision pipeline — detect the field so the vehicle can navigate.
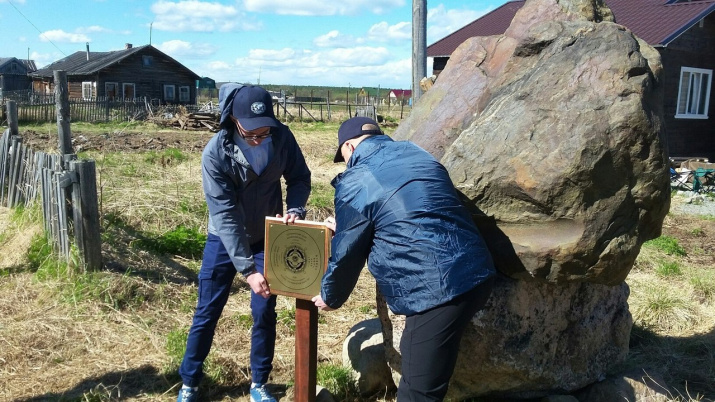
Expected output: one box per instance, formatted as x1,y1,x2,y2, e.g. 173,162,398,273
0,121,713,402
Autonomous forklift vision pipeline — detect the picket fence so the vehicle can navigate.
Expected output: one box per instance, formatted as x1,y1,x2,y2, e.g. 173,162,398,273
1,117,101,269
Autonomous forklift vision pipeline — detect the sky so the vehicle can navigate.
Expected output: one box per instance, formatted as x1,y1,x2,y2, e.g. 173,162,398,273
1,0,509,90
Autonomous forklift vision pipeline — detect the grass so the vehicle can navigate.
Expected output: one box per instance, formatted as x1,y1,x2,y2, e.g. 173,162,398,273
1,121,713,401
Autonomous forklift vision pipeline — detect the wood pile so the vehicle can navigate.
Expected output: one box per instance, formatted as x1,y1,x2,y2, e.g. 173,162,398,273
150,106,220,131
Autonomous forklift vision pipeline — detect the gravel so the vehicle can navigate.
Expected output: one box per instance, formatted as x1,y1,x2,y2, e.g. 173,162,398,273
670,191,715,217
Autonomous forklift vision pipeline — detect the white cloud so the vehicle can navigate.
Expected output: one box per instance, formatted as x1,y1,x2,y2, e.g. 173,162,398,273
243,0,405,16
31,51,61,68
313,30,363,48
151,0,261,32
0,0,26,3
40,30,90,44
158,39,219,58
366,21,411,43
427,4,488,43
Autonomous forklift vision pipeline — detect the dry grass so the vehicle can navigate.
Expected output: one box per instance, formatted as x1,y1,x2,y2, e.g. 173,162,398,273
0,122,713,401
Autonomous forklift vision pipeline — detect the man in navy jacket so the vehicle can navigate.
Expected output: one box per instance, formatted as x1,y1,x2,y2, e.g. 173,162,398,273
313,117,495,401
178,84,311,402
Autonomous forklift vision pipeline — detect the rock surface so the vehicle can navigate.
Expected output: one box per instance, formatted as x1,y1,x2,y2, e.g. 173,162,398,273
379,276,632,400
341,319,396,396
393,0,670,285
379,0,670,399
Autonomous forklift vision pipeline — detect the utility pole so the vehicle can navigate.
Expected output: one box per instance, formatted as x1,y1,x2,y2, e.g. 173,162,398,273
412,0,427,105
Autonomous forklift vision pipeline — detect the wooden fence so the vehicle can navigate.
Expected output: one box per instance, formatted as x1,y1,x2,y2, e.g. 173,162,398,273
1,90,201,123
1,87,102,270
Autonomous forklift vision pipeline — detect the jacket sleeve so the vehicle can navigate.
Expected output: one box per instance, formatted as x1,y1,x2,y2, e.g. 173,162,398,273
282,130,311,218
202,146,255,276
320,202,373,309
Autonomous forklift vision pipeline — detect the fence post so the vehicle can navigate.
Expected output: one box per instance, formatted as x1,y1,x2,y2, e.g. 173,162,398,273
54,70,74,157
70,160,102,272
8,100,19,136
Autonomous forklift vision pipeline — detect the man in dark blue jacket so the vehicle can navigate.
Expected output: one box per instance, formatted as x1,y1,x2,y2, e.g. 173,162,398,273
177,84,311,402
312,117,495,401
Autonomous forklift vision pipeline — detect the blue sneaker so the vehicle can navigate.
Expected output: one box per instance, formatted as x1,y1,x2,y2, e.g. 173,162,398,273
177,386,198,402
250,384,277,402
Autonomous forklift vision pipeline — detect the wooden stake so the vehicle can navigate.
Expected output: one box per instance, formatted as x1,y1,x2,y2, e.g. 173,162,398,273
294,298,318,402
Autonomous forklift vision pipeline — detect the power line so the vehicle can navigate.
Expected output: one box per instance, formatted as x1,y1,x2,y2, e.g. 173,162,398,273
5,0,67,57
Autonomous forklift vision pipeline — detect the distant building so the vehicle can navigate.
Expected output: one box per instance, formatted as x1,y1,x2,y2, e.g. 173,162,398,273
0,57,36,94
389,89,412,106
30,43,200,105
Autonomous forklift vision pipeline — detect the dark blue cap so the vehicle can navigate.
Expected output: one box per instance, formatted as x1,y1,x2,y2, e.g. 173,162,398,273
334,117,383,162
231,85,278,130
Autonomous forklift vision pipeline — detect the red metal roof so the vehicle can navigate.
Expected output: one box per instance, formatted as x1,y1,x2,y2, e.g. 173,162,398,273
427,1,526,57
427,0,715,57
390,89,413,98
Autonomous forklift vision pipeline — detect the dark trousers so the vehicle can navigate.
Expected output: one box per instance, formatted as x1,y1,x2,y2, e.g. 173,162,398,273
178,234,277,387
397,278,494,401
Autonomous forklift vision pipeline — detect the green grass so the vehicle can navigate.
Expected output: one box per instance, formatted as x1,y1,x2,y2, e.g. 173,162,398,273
630,282,695,332
655,261,683,277
164,327,190,375
133,225,207,259
317,363,358,401
644,236,687,256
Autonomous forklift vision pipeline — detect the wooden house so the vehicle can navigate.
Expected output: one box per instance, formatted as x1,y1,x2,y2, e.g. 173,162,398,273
0,57,36,93
427,0,715,161
30,43,200,105
389,89,413,106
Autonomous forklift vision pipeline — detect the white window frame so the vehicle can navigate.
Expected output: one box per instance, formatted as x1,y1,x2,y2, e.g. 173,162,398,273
164,84,175,101
81,81,94,100
675,66,712,119
122,83,136,100
179,86,190,102
105,82,119,99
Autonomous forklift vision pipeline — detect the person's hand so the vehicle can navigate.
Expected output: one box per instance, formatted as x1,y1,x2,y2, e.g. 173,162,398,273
311,295,335,311
246,272,272,299
276,213,300,224
324,216,336,233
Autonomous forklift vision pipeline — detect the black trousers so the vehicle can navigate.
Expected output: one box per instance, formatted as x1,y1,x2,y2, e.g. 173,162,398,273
397,278,494,401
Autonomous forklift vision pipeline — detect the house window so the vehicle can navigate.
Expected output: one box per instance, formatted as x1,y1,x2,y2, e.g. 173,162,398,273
164,85,175,102
123,83,136,99
142,55,154,67
105,82,119,99
179,86,190,102
82,82,94,100
675,67,712,119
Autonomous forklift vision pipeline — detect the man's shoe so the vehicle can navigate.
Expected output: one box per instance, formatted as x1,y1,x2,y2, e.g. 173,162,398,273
250,384,277,402
177,386,198,402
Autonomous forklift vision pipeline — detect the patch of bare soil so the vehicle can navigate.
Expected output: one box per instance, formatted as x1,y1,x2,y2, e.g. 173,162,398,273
19,128,216,154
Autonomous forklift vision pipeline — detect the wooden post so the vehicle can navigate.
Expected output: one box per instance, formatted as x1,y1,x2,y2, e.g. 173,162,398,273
7,100,19,136
70,160,102,271
54,70,74,157
294,298,318,402
412,0,427,104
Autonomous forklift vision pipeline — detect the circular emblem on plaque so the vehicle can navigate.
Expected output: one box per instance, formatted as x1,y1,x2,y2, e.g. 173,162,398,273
285,247,306,272
268,225,325,292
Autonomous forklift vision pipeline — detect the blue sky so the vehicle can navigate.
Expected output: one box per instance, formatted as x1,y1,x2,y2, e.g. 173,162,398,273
1,0,508,89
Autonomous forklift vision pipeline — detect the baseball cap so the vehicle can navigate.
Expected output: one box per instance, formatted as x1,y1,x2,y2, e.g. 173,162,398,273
334,117,383,163
231,85,279,131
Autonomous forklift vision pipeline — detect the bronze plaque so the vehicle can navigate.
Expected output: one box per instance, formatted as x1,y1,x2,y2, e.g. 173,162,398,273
264,217,330,300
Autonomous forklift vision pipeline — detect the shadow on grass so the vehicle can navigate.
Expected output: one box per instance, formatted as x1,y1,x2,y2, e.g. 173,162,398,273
13,364,289,402
624,324,715,401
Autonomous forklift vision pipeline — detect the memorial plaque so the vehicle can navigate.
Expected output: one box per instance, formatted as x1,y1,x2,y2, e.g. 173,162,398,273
264,217,330,300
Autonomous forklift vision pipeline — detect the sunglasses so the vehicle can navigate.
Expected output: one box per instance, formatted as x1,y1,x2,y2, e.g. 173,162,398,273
234,119,272,141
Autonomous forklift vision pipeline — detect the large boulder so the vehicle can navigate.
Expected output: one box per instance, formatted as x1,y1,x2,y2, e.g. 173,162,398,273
379,0,670,399
379,276,632,400
393,0,670,285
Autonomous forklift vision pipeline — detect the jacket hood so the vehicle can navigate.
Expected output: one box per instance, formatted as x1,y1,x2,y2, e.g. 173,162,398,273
218,83,244,129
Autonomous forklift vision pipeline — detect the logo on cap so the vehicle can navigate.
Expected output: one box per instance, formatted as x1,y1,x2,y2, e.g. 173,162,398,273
251,102,266,115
